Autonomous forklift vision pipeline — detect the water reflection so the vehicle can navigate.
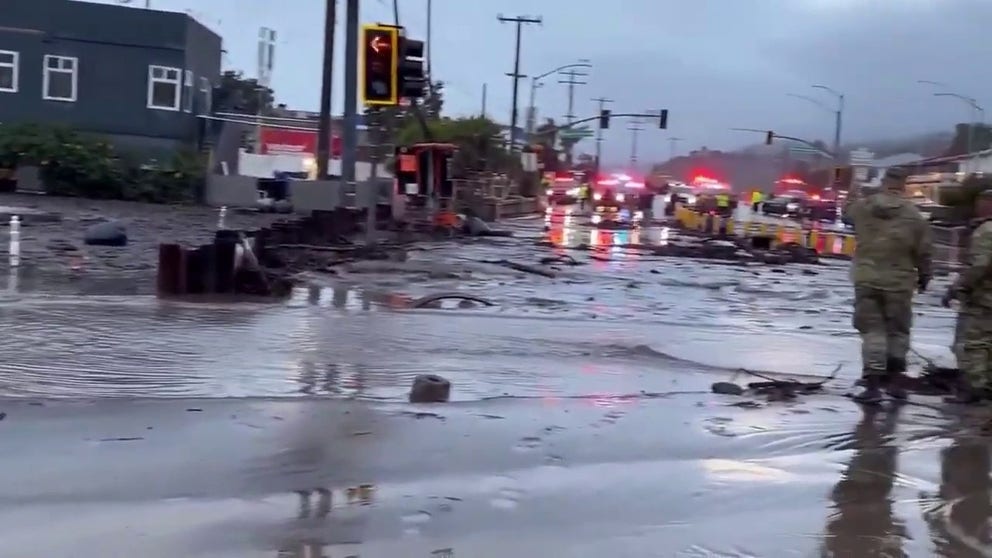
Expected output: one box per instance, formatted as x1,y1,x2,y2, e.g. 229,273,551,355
822,405,906,557
925,430,992,555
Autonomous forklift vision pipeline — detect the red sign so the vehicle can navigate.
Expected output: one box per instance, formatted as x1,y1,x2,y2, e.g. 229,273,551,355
259,127,342,158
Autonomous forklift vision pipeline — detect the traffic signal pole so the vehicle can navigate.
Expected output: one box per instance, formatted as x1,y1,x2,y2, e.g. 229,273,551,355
316,0,337,179
341,0,360,190
591,96,613,175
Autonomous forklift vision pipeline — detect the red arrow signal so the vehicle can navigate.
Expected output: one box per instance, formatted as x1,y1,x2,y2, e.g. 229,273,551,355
370,34,390,53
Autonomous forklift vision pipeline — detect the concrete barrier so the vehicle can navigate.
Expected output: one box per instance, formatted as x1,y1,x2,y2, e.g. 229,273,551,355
206,174,394,213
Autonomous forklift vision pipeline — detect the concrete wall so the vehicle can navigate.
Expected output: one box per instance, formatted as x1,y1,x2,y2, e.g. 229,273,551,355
236,150,391,181
205,174,394,211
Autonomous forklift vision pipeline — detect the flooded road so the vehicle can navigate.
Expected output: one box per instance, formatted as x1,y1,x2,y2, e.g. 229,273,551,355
0,211,983,557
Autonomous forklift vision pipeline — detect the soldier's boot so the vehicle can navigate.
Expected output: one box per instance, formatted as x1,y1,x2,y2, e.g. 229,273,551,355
943,376,983,405
853,375,884,405
884,357,909,400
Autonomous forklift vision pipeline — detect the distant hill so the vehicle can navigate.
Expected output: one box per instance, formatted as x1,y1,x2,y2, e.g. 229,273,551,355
651,130,957,191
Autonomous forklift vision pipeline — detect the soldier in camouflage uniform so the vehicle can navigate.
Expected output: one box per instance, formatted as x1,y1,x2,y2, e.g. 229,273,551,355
845,167,933,404
941,189,992,403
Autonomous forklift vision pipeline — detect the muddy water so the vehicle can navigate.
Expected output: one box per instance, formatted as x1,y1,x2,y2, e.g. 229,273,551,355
0,212,982,557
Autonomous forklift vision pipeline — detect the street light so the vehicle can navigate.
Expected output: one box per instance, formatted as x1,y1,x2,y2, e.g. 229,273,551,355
526,61,592,135
920,80,985,172
811,85,844,157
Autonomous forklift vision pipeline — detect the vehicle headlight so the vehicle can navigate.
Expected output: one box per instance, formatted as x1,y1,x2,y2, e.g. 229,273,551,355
545,189,553,196
591,214,601,224
685,195,696,204
567,187,580,196
593,192,603,201
786,202,798,211
615,193,625,202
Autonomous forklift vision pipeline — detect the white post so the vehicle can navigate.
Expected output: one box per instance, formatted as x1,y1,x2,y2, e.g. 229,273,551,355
9,215,20,268
217,206,227,230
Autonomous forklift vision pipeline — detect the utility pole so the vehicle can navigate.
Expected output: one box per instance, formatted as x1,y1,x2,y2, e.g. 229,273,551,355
481,83,487,117
628,118,644,168
667,137,683,160
497,14,542,151
592,96,613,175
426,0,433,78
316,0,337,179
559,68,588,123
341,0,359,192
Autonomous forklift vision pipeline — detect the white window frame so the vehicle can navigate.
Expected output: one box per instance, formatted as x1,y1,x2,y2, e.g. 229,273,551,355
199,76,212,114
183,69,193,113
147,64,182,111
42,55,78,102
0,50,19,93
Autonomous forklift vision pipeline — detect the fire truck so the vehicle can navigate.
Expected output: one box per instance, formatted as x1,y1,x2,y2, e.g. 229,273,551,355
544,171,585,205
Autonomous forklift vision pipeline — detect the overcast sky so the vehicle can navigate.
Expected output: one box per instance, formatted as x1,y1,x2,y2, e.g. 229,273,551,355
90,0,991,164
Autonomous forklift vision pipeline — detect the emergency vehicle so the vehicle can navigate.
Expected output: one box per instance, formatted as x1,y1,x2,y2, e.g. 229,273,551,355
591,173,649,226
544,171,584,205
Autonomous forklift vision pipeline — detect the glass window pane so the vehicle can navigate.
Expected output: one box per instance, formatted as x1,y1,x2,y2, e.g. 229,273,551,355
0,53,13,65
0,68,13,90
47,72,72,99
152,82,177,108
165,69,178,81
47,57,60,69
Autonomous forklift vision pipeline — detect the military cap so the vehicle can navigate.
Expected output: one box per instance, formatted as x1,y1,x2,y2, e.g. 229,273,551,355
884,167,908,181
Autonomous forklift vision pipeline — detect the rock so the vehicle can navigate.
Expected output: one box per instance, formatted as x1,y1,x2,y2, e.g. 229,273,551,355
409,374,452,403
711,381,745,396
255,197,275,212
464,216,492,236
83,220,128,247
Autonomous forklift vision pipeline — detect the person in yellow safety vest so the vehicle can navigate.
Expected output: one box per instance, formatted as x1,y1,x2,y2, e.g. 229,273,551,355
716,193,730,214
541,175,551,198
579,182,590,211
751,190,765,213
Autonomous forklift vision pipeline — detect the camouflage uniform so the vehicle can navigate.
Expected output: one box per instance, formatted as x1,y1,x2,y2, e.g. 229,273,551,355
947,210,992,394
844,168,932,401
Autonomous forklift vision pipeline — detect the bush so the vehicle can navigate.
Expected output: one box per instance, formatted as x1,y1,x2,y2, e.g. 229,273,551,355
0,123,203,203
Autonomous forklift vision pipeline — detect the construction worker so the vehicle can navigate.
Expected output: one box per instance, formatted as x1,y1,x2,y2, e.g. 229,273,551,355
715,192,730,216
941,189,992,403
579,180,590,211
845,167,932,404
751,190,764,213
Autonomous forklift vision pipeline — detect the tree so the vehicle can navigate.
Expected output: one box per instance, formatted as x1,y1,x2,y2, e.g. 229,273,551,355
214,70,274,114
533,118,561,172
395,116,515,176
944,123,992,157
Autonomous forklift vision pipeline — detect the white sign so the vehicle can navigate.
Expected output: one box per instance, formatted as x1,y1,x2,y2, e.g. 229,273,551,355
849,147,874,166
521,152,538,172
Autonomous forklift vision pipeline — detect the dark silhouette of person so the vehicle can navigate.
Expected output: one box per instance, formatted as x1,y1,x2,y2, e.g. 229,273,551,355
821,405,907,557
925,428,992,556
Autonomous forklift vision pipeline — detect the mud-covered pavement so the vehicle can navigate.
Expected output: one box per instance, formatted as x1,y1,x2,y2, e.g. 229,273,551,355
0,205,986,557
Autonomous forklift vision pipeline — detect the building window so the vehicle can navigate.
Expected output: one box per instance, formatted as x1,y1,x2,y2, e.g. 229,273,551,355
147,65,181,111
199,76,212,114
183,70,193,113
0,50,18,93
43,55,77,102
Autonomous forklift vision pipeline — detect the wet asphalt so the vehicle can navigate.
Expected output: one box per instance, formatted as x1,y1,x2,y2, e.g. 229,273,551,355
0,204,986,557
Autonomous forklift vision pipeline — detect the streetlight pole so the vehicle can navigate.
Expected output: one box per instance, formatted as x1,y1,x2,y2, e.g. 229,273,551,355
668,137,683,160
812,85,844,158
526,61,592,135
919,80,985,173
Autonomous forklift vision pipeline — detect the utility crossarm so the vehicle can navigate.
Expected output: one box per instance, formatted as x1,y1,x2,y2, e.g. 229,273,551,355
531,112,657,135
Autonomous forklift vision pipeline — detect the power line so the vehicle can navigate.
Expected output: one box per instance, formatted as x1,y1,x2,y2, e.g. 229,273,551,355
497,14,542,150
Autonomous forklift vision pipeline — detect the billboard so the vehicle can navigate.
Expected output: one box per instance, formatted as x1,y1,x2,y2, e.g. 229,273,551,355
258,127,342,158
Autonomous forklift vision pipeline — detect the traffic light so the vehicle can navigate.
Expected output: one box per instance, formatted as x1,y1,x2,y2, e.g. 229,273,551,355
765,130,774,145
599,109,611,129
360,24,399,106
398,36,426,99
658,109,668,129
